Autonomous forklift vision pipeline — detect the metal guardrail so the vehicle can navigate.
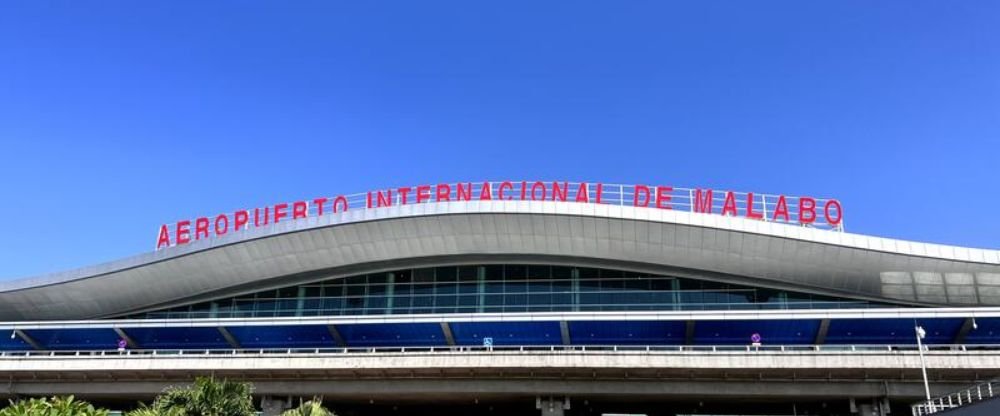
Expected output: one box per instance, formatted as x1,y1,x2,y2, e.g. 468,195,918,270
912,379,1000,415
3,344,1000,359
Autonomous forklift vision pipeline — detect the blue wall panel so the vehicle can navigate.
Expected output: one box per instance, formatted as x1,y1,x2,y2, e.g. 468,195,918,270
568,321,685,345
24,328,121,350
449,321,561,346
825,318,964,345
124,327,232,349
961,318,1000,345
225,325,334,348
0,332,32,351
335,323,445,347
693,319,820,345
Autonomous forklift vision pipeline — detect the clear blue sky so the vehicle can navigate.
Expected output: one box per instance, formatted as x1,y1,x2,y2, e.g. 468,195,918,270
1,2,997,279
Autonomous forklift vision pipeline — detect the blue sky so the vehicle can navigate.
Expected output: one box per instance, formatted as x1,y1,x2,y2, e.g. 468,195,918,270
0,2,997,279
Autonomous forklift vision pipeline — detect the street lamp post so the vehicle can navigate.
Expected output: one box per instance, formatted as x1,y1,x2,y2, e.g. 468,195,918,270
916,325,932,407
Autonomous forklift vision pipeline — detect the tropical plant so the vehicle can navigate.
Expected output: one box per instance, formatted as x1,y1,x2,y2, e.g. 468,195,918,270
125,377,255,416
281,398,335,416
0,395,109,416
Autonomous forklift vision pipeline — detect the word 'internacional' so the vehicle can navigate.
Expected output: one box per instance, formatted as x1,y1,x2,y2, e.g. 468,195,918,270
155,181,844,250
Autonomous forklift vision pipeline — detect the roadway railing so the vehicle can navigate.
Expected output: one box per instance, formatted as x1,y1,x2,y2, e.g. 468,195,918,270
912,379,1000,415
3,344,1000,359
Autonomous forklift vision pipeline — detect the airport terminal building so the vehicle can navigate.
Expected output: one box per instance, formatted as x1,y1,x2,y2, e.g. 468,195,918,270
2,181,1000,416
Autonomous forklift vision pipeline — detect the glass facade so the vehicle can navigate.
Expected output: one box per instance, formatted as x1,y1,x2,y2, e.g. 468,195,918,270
126,264,891,319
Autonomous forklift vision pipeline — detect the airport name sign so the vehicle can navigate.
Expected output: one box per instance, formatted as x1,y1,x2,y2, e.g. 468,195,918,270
155,181,843,250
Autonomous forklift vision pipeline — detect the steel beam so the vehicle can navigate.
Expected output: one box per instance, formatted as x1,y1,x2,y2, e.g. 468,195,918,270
327,325,346,347
559,321,571,345
685,321,696,345
814,319,830,345
954,317,975,344
217,327,241,349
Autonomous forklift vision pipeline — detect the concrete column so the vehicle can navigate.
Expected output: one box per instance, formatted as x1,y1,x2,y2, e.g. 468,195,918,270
260,396,290,416
536,396,569,416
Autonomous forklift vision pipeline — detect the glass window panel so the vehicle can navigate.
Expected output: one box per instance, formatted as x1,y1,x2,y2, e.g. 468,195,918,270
368,273,389,285
551,266,572,280
346,285,365,297
344,275,366,286
527,265,549,279
578,267,599,280
458,283,478,294
436,267,457,282
504,265,527,280
484,265,504,281
345,297,365,311
436,295,456,307
414,267,435,283
458,266,479,282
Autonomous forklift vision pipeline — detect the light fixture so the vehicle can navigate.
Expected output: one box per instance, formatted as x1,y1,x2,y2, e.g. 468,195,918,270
973,317,979,330
9,330,15,339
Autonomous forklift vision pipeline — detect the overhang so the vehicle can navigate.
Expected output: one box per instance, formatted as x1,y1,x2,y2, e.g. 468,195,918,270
1,201,999,320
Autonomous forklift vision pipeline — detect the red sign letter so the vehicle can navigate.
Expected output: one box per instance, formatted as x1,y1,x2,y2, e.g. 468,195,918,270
176,220,191,245
156,225,171,249
551,181,568,202
376,190,393,207
398,187,412,205
530,181,546,201
292,201,308,219
416,185,431,203
745,192,763,220
194,217,209,240
824,200,843,226
436,184,451,202
273,203,289,223
234,210,249,230
721,191,738,216
575,183,589,203
799,197,817,224
313,197,328,216
498,181,514,200
694,189,713,214
633,185,651,207
456,183,472,201
215,214,229,236
333,196,348,212
772,196,789,222
655,186,673,209
479,182,493,200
